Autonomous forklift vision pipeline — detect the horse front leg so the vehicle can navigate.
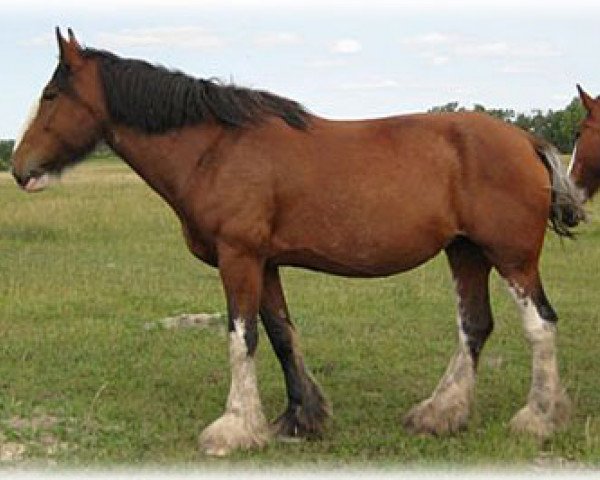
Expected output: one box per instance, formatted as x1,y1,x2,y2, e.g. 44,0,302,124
260,266,330,439
198,246,270,456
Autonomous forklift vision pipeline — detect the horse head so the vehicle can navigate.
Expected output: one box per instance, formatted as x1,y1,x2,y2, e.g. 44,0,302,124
11,28,106,192
569,84,600,200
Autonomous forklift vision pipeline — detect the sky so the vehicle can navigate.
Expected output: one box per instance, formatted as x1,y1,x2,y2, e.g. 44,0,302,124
1,0,599,139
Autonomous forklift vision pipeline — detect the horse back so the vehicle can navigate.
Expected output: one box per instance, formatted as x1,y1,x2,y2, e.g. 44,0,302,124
187,112,550,276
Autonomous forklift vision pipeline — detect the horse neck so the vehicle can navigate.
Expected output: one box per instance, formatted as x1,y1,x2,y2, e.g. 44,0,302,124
105,123,223,211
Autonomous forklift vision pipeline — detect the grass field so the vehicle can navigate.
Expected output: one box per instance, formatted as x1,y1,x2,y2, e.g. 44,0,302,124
1,157,600,469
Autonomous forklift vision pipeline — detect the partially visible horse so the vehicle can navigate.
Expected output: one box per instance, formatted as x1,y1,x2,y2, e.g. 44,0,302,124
569,85,600,200
11,29,584,456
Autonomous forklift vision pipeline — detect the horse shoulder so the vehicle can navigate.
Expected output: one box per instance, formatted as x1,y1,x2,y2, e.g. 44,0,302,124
182,134,279,256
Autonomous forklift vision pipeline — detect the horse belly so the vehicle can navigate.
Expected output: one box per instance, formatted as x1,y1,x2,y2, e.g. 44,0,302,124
270,204,456,277
267,120,461,276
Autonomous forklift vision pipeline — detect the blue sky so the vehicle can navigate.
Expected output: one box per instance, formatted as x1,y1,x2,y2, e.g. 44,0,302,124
1,0,599,139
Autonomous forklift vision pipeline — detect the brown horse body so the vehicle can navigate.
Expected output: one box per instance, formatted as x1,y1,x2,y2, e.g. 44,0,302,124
12,30,584,456
114,112,557,279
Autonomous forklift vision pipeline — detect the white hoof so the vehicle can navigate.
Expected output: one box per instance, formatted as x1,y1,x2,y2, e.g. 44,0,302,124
403,395,470,436
510,401,569,439
510,394,570,439
510,405,553,438
199,412,270,457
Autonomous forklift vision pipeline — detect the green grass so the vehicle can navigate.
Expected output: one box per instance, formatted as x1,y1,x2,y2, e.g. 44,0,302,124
1,158,600,468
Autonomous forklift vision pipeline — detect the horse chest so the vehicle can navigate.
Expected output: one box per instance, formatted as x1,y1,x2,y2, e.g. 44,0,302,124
180,222,218,267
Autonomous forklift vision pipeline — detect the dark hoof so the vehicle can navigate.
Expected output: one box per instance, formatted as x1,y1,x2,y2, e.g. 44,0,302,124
272,401,331,440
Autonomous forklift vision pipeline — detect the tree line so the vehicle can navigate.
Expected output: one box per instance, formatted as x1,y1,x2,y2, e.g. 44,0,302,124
428,97,584,154
0,139,13,171
0,97,585,171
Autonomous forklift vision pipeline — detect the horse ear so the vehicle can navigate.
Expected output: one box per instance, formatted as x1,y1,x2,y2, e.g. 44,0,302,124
577,84,596,114
67,28,82,50
55,27,67,60
56,27,83,69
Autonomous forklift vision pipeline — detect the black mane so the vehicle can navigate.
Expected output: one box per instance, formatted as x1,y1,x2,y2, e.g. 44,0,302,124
81,48,310,133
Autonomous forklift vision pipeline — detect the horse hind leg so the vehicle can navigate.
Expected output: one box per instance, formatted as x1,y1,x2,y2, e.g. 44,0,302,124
404,238,493,434
503,267,571,437
403,237,493,435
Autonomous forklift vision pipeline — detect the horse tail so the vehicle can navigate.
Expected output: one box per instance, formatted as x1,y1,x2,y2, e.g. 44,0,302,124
530,135,586,237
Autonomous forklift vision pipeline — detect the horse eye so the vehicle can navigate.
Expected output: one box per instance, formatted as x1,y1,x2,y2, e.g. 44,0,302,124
42,90,58,101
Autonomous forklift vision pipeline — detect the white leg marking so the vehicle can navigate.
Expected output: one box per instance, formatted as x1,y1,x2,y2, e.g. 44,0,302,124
508,286,570,437
199,318,269,456
434,310,475,402
226,319,265,423
403,288,475,434
509,288,555,344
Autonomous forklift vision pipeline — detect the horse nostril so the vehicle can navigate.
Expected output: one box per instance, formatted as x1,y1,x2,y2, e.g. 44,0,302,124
12,168,22,186
12,168,29,188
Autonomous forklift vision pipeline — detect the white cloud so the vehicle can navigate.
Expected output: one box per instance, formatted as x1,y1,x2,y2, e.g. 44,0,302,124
430,55,450,66
400,32,456,46
552,93,572,103
7,0,600,11
455,41,510,57
95,27,225,50
499,63,539,74
401,32,561,64
420,52,450,66
514,42,562,58
455,41,560,59
253,32,302,47
331,38,362,54
306,58,349,68
340,78,400,90
20,33,55,47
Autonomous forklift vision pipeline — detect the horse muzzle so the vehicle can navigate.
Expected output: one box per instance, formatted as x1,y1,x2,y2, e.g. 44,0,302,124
12,167,50,193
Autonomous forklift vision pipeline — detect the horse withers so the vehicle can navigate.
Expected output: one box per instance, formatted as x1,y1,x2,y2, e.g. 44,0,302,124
11,29,585,456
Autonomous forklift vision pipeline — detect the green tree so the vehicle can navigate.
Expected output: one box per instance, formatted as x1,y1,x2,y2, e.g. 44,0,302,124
428,98,584,153
0,140,14,171
556,97,586,153
428,101,464,113
473,104,515,123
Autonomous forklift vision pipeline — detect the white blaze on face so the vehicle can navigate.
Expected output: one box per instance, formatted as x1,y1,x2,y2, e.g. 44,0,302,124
567,143,577,177
13,95,52,193
13,97,41,154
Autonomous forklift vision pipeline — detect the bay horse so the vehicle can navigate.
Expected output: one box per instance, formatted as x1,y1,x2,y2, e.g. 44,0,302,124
12,29,585,456
569,85,600,200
